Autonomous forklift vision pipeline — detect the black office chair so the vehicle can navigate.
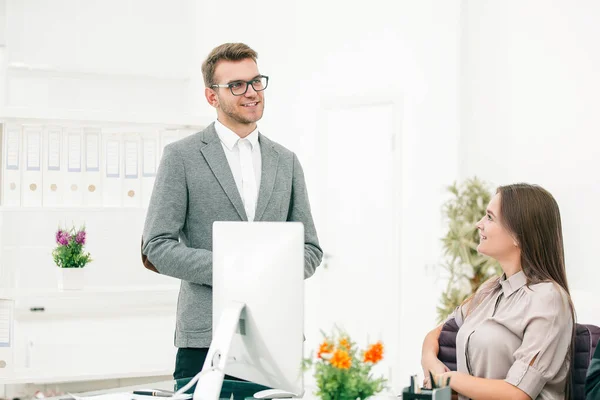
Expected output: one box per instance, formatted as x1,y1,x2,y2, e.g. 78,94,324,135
437,318,600,400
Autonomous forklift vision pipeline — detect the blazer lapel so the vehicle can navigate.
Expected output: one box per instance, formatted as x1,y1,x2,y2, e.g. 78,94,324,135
254,134,280,221
199,124,248,221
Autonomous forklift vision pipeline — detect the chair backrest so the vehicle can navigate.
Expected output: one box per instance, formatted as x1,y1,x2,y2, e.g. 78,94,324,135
438,318,459,371
438,318,600,400
574,324,600,400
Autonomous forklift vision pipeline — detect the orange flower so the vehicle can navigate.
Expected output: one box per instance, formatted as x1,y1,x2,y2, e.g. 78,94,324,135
339,337,351,350
330,349,352,369
317,341,333,359
363,342,384,364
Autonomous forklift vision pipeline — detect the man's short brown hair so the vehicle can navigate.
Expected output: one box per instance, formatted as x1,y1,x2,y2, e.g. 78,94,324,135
201,43,258,87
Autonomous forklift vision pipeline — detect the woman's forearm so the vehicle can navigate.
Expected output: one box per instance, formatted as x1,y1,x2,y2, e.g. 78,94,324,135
444,372,530,400
422,324,443,360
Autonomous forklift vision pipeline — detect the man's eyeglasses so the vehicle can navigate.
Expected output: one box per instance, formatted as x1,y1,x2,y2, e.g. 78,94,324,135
211,75,269,96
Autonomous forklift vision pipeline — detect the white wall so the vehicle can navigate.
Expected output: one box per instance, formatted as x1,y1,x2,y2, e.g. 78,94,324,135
2,0,198,124
460,0,600,323
0,0,7,111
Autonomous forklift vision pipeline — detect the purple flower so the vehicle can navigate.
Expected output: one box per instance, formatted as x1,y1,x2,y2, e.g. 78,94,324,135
75,230,86,245
55,230,64,244
57,231,70,246
55,230,71,246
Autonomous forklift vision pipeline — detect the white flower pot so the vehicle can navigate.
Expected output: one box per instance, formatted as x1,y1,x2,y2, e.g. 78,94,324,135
57,268,85,290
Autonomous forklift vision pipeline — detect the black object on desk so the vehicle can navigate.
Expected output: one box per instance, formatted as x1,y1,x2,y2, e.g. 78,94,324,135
132,390,175,397
401,375,451,400
401,386,451,400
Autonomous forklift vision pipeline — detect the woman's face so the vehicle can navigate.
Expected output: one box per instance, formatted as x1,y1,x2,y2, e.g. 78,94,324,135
476,193,519,261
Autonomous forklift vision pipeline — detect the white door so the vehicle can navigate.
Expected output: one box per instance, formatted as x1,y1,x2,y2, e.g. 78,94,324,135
304,100,402,389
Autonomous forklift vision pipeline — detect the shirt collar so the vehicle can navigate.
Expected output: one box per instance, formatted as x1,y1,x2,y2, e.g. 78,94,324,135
499,270,527,297
215,120,259,151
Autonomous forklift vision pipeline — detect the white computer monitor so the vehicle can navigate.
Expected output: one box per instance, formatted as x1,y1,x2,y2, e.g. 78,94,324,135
192,221,305,400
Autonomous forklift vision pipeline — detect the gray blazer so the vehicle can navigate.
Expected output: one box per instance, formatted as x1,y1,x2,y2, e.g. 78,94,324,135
142,123,323,348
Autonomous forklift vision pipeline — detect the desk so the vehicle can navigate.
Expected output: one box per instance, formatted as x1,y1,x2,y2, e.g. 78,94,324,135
45,377,269,400
44,378,402,400
44,377,400,400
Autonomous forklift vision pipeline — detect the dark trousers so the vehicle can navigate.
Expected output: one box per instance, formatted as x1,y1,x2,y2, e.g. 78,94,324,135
174,347,246,382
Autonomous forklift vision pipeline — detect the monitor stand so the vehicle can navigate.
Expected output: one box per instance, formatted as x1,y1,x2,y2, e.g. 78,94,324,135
192,301,246,400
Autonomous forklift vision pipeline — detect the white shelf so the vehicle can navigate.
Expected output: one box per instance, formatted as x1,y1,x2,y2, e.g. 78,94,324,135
0,107,208,128
1,285,179,318
7,62,190,82
0,207,149,213
0,368,173,385
0,285,179,301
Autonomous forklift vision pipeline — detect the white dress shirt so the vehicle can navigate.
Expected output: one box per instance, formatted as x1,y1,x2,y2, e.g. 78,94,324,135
214,120,262,221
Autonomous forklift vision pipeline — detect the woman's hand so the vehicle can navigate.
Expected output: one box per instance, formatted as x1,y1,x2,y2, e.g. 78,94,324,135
421,354,450,388
435,371,456,387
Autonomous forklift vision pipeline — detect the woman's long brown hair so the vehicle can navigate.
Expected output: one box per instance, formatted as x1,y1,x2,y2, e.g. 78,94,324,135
463,183,575,399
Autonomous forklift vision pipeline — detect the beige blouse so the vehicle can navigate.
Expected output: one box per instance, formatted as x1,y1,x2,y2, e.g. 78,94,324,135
450,271,573,400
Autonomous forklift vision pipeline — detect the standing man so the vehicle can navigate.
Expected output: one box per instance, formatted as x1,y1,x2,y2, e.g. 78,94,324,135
141,43,323,380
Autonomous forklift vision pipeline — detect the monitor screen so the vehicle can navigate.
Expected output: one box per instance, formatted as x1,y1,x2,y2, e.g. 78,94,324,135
211,221,305,396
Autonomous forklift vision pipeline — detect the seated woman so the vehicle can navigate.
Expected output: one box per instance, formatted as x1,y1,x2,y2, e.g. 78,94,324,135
421,183,575,400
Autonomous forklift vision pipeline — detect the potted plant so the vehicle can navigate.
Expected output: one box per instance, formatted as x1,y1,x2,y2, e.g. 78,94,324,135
52,226,92,290
302,329,387,400
436,177,501,323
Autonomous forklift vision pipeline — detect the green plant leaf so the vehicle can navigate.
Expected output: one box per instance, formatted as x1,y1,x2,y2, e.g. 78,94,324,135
436,177,501,323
